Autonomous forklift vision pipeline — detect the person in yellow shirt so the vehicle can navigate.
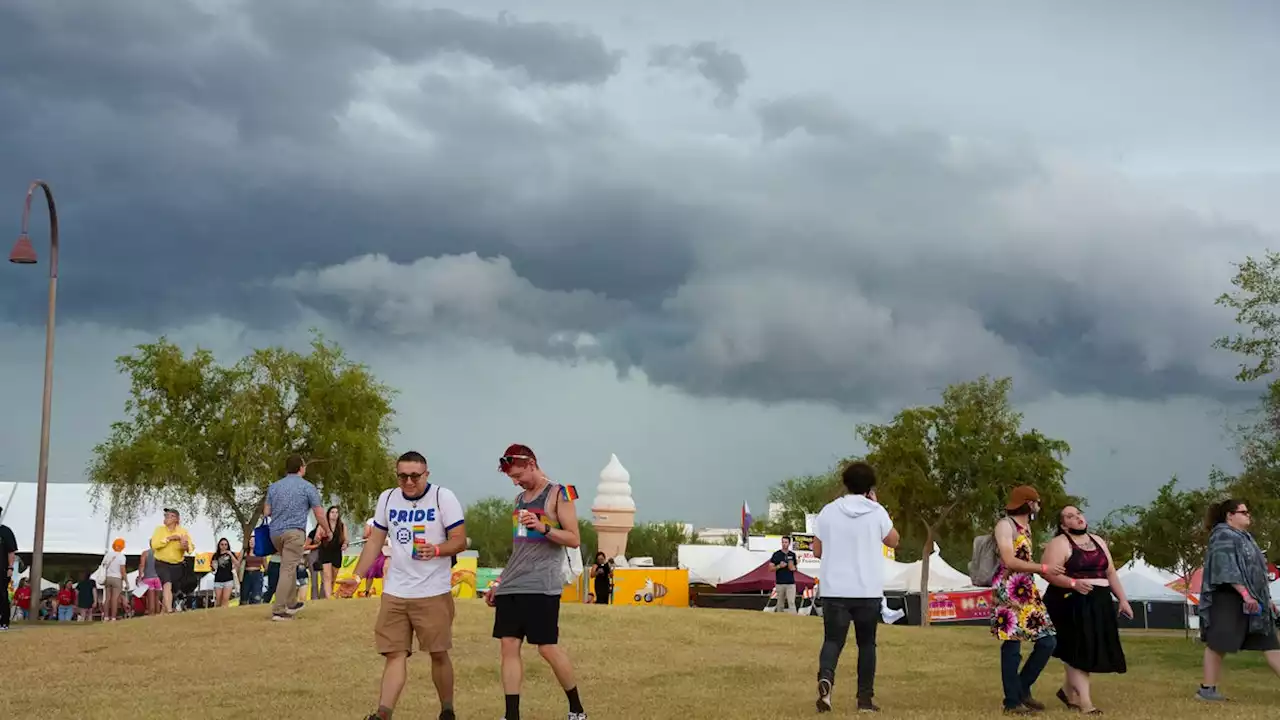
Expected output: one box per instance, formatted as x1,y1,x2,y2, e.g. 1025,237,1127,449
150,508,194,614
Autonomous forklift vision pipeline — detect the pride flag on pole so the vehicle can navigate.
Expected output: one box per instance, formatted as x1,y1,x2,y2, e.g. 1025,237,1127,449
741,502,752,543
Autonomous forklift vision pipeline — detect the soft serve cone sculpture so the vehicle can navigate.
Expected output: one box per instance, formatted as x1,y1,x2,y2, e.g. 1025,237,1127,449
591,453,635,562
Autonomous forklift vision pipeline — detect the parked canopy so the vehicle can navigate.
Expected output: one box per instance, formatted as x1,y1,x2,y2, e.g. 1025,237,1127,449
716,559,816,593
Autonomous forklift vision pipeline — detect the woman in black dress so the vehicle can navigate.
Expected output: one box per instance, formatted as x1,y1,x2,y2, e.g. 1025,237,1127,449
1040,506,1133,714
308,505,347,599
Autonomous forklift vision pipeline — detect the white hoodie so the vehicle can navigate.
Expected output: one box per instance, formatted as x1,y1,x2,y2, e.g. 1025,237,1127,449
814,494,893,599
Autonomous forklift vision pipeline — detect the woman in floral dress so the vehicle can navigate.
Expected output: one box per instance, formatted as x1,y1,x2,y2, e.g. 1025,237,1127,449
991,486,1063,715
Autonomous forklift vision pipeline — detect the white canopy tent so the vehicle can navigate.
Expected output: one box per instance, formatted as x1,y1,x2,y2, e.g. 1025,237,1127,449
0,481,225,557
677,544,974,593
887,552,974,593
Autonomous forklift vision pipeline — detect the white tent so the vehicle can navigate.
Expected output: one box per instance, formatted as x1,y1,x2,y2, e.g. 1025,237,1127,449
0,482,225,556
886,552,974,593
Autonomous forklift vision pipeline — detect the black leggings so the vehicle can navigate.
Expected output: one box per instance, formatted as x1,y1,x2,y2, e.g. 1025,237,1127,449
1,575,10,627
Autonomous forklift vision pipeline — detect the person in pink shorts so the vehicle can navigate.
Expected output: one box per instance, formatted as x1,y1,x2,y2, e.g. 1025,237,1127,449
361,518,391,596
138,547,163,615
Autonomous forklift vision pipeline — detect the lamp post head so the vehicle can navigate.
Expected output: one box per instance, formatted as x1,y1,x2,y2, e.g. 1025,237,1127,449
9,233,37,264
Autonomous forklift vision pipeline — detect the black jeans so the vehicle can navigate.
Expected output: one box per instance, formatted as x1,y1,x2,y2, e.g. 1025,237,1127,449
1,573,10,627
1001,637,1057,709
263,562,281,604
817,597,880,700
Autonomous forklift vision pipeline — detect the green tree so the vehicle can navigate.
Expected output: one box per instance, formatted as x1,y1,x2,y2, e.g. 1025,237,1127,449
1214,250,1280,382
1110,477,1216,636
765,471,843,534
88,334,395,556
624,521,696,567
1214,252,1280,556
1093,512,1142,568
858,376,1074,626
465,496,516,567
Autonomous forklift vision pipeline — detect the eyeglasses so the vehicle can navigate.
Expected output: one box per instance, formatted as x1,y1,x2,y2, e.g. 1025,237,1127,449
396,471,427,481
1231,509,1251,517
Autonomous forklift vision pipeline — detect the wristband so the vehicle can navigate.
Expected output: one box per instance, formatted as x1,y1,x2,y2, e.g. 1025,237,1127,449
1041,564,1048,575
1068,579,1077,589
432,546,440,558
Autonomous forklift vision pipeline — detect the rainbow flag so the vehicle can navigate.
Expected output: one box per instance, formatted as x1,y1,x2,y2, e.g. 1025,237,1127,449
561,485,579,502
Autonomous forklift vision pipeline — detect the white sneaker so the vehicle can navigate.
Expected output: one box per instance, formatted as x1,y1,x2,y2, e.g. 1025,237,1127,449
568,714,588,720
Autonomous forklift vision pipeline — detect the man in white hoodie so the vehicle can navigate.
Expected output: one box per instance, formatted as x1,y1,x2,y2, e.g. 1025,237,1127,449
813,461,900,714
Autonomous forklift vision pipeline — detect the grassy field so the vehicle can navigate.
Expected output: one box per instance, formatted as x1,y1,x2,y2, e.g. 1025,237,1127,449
2,600,1276,718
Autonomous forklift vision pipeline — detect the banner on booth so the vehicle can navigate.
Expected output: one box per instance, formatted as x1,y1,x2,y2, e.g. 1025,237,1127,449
610,568,689,607
927,588,994,623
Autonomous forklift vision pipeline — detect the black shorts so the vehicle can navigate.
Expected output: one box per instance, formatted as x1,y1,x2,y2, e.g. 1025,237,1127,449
492,593,561,646
155,560,184,586
1201,589,1280,654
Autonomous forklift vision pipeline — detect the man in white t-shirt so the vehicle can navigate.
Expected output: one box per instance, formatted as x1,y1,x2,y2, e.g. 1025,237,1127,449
813,461,900,714
344,451,467,720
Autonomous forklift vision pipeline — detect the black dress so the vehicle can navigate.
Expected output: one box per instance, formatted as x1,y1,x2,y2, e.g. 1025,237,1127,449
1042,534,1128,674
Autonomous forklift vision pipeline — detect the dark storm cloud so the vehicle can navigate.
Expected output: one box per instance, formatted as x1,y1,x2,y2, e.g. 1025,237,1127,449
649,41,749,106
0,0,1262,412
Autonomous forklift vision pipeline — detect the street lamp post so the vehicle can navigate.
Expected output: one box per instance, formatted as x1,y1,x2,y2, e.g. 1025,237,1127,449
8,180,59,612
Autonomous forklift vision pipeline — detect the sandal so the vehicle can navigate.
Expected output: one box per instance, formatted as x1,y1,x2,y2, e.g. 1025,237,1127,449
1056,688,1079,710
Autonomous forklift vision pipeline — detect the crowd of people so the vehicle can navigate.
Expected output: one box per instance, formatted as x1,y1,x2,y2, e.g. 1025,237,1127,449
4,450,1280,718
807,462,1280,714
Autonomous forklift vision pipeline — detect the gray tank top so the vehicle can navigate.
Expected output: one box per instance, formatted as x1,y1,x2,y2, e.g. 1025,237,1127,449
143,550,157,578
494,483,564,596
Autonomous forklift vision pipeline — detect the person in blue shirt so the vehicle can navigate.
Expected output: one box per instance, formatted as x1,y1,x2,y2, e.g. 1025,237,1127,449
263,454,331,621
771,536,800,614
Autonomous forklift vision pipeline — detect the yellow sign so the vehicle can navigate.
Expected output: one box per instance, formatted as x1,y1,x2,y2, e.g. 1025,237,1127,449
328,554,480,599
193,552,213,573
609,568,689,607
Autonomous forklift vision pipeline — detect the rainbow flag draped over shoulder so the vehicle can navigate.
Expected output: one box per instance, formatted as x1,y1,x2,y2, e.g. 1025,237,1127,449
561,485,579,502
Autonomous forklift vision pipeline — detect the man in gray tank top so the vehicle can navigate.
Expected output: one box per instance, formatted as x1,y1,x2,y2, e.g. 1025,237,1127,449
486,444,588,720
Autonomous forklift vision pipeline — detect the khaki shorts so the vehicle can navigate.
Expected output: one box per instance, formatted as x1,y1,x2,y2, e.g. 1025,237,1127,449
104,577,123,591
375,592,455,656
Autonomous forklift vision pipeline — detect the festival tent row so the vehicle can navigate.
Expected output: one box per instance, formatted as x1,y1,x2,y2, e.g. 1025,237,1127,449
2,481,227,588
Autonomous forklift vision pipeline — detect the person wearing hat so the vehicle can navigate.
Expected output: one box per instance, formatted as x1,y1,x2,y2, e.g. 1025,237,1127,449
98,538,130,622
990,485,1065,715
150,508,195,614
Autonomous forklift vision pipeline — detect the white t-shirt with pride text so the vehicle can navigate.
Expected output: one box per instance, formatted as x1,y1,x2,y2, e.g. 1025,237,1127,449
372,484,464,599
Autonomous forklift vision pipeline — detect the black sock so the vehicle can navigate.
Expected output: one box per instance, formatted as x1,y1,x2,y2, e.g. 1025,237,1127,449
505,694,520,720
566,686,584,713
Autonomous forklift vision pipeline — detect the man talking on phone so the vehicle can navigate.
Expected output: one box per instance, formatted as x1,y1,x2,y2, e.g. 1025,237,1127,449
345,451,466,720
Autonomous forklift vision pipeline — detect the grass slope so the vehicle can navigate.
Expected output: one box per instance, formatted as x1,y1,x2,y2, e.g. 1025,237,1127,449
1,601,1276,718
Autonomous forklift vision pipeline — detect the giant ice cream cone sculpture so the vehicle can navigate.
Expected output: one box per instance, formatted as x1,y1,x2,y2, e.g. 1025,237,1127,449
591,453,635,562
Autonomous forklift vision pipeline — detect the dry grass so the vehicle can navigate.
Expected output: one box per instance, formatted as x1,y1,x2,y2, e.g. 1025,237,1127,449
2,600,1276,718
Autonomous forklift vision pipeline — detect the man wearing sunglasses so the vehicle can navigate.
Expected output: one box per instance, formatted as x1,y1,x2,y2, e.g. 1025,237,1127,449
345,451,466,720
487,444,588,720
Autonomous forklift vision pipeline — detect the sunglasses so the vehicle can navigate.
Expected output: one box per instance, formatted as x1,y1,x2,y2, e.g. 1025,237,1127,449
1231,509,1251,517
396,471,427,481
499,454,534,468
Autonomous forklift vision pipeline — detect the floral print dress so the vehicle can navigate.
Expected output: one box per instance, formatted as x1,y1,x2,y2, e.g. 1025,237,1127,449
990,519,1055,641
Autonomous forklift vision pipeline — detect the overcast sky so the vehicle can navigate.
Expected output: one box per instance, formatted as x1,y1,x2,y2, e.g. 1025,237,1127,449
2,0,1277,528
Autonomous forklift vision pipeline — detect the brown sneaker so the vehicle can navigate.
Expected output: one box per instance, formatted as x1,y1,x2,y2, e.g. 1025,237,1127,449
1021,696,1046,712
1002,706,1038,716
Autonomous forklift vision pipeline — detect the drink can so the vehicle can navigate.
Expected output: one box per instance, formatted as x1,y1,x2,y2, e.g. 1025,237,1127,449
412,524,428,558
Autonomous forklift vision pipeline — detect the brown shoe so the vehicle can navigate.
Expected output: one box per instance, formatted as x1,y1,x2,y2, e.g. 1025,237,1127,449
1021,696,1046,712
